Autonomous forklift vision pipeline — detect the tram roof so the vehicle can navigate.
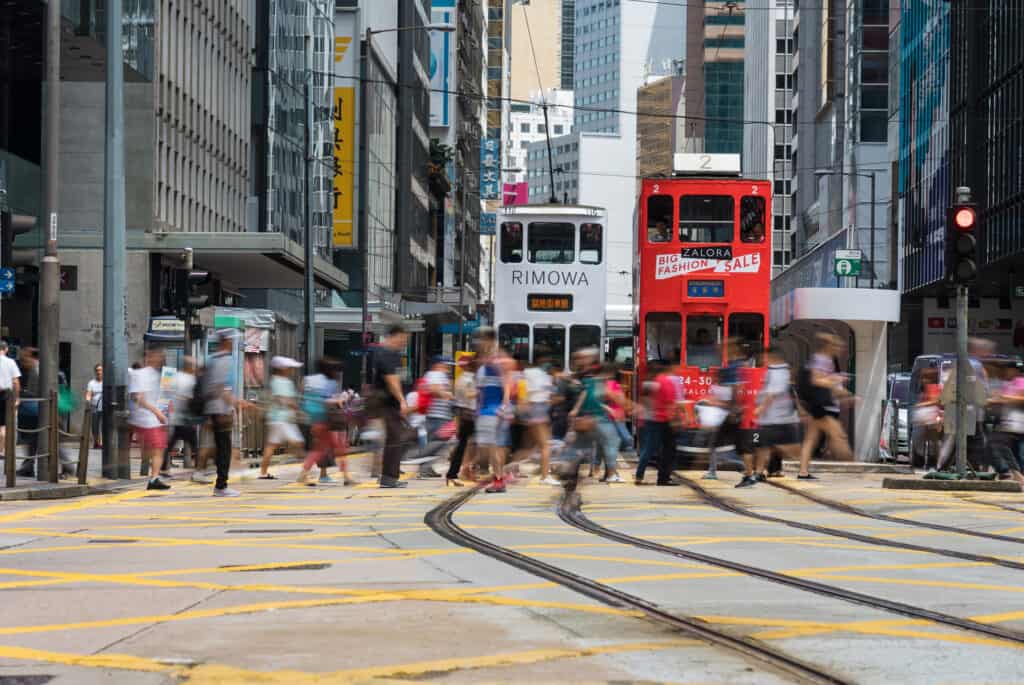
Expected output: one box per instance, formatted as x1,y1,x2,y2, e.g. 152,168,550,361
499,203,606,216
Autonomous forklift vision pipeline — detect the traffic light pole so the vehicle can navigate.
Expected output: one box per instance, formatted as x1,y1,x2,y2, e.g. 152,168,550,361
37,0,61,480
955,284,968,479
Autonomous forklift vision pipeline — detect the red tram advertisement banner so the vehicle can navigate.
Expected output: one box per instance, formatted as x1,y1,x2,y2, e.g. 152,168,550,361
634,175,772,401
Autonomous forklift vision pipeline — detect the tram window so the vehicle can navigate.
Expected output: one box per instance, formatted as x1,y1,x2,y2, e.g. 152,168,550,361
646,195,673,243
528,222,575,263
580,223,603,264
686,314,724,368
728,313,765,360
569,325,602,358
740,196,766,243
500,222,523,263
534,325,566,365
498,324,530,361
679,196,733,243
645,313,681,365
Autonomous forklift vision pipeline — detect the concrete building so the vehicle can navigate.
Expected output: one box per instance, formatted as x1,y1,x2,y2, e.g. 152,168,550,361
743,0,796,276
560,0,576,89
636,70,686,179
509,0,562,100
506,90,574,186
702,1,746,154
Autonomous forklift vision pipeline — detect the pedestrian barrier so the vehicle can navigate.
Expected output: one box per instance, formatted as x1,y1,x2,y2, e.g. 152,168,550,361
4,391,92,488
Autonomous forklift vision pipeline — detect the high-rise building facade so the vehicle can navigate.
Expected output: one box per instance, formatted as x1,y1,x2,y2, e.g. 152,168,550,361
636,71,686,179
509,0,562,100
561,0,576,89
506,90,574,186
703,1,745,154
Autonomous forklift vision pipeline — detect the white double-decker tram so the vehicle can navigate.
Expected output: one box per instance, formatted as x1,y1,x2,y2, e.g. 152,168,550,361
494,204,608,368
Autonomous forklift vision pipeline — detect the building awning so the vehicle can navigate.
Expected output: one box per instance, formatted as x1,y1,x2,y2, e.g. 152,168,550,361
314,304,425,333
773,287,901,327
60,230,349,292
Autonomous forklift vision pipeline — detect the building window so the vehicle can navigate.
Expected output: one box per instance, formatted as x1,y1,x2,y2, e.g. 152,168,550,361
776,38,794,54
861,54,888,84
554,124,564,134
773,179,792,195
775,74,794,89
860,111,887,142
537,124,546,133
775,109,793,124
520,123,530,133
774,145,792,161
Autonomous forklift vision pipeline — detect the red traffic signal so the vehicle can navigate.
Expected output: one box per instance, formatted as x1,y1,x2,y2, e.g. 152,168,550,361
953,206,976,231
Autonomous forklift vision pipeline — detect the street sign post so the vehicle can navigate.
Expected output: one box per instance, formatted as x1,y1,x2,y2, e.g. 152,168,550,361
834,249,863,277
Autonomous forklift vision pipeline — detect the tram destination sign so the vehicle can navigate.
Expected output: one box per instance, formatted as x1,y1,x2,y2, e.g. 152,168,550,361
527,293,574,312
681,246,733,260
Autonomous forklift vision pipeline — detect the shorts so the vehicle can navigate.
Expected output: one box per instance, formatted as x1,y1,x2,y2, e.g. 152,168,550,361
0,393,7,427
267,421,304,446
476,414,500,446
757,423,800,448
136,426,168,451
528,402,550,424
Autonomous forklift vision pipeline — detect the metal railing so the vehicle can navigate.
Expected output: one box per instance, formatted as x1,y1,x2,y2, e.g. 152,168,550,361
4,391,92,487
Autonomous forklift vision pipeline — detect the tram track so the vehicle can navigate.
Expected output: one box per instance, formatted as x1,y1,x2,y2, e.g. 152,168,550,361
425,487,850,685
765,479,1024,545
558,491,1024,647
677,476,1024,573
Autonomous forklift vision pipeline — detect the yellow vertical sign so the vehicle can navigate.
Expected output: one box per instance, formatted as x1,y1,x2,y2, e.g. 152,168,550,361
332,86,356,247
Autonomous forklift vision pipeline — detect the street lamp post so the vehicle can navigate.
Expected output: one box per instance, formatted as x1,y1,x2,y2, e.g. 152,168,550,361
815,169,878,288
357,23,455,384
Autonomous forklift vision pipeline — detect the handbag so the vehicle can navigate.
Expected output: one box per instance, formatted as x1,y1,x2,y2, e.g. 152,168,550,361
574,414,597,433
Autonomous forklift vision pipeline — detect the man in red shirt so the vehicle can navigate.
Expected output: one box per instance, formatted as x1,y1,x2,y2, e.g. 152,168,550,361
638,361,683,486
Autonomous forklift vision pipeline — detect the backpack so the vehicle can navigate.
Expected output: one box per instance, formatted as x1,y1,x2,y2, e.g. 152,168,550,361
797,363,832,418
187,371,207,419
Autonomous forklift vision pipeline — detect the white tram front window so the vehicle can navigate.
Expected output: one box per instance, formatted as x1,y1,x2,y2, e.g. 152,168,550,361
498,324,529,361
645,313,681,365
569,325,601,358
500,222,523,263
686,314,724,369
580,223,603,264
679,196,734,243
533,325,566,365
528,222,575,263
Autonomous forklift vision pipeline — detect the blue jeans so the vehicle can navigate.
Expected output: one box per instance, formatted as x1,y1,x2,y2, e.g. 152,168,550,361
568,418,620,473
614,420,632,449
635,422,656,480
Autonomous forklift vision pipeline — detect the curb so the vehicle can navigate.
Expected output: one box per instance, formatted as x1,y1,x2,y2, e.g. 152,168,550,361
0,484,92,501
882,477,1023,492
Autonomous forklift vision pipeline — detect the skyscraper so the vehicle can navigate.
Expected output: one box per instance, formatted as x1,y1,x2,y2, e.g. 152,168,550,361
702,1,746,154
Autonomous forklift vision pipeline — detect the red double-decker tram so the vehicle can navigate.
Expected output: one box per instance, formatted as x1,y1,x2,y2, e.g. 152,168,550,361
634,156,771,401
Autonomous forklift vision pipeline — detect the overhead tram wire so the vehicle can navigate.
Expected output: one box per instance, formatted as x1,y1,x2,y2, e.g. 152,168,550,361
520,1,561,204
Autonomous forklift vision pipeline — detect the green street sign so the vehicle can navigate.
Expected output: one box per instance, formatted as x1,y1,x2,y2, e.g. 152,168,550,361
834,249,862,277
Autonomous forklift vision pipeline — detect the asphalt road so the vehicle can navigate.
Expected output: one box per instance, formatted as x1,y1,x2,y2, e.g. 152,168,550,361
0,464,1023,684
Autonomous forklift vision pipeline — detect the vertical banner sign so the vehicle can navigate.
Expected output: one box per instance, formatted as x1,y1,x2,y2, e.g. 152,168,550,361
430,1,454,127
480,138,500,200
332,85,356,247
332,16,358,248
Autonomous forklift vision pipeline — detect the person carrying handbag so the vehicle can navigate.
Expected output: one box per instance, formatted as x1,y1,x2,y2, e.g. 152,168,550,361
562,352,623,484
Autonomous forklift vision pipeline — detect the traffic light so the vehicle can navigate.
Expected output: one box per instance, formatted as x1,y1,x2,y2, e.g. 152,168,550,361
946,187,978,286
174,268,211,318
1,211,36,267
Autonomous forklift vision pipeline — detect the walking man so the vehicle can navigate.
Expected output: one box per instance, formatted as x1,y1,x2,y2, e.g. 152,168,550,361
370,325,410,489
84,364,103,449
797,333,853,478
205,331,240,496
164,358,199,471
474,327,511,493
131,347,170,490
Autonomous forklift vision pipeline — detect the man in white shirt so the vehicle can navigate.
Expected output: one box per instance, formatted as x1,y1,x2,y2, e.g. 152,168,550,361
0,342,21,458
131,347,170,490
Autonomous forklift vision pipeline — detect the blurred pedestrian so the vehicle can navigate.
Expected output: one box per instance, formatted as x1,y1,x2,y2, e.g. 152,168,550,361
636,360,683,486
703,338,749,481
633,372,660,484
164,357,200,472
797,333,853,478
0,341,21,463
84,364,103,448
418,356,455,476
521,352,556,484
298,358,356,485
205,330,240,496
474,327,511,493
132,347,170,490
564,351,623,483
738,346,799,488
446,354,477,486
368,325,411,489
259,356,304,479
15,348,40,477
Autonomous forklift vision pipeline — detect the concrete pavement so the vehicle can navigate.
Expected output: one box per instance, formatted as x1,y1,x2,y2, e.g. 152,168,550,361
0,463,1021,683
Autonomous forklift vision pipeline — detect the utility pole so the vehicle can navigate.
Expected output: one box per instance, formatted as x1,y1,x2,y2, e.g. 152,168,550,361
358,30,372,385
37,0,61,479
102,0,129,479
303,35,316,372
955,282,968,478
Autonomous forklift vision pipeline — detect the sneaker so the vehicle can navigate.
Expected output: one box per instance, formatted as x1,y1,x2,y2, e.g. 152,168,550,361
754,473,767,483
702,472,718,480
191,470,215,484
540,476,561,486
318,475,333,484
213,487,240,497
797,473,818,480
735,475,757,488
606,473,624,483
379,478,409,489
655,480,680,486
146,478,171,491
484,478,507,493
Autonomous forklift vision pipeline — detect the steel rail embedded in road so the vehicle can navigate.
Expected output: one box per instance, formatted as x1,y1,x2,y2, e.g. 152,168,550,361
766,479,1024,546
559,491,1024,647
425,487,850,685
678,476,1024,574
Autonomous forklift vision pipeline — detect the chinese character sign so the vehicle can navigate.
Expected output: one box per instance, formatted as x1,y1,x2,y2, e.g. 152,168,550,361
480,212,496,235
332,86,356,247
480,138,500,200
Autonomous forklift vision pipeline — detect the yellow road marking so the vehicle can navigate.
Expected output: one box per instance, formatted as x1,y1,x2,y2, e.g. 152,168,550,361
0,644,174,673
0,490,149,524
